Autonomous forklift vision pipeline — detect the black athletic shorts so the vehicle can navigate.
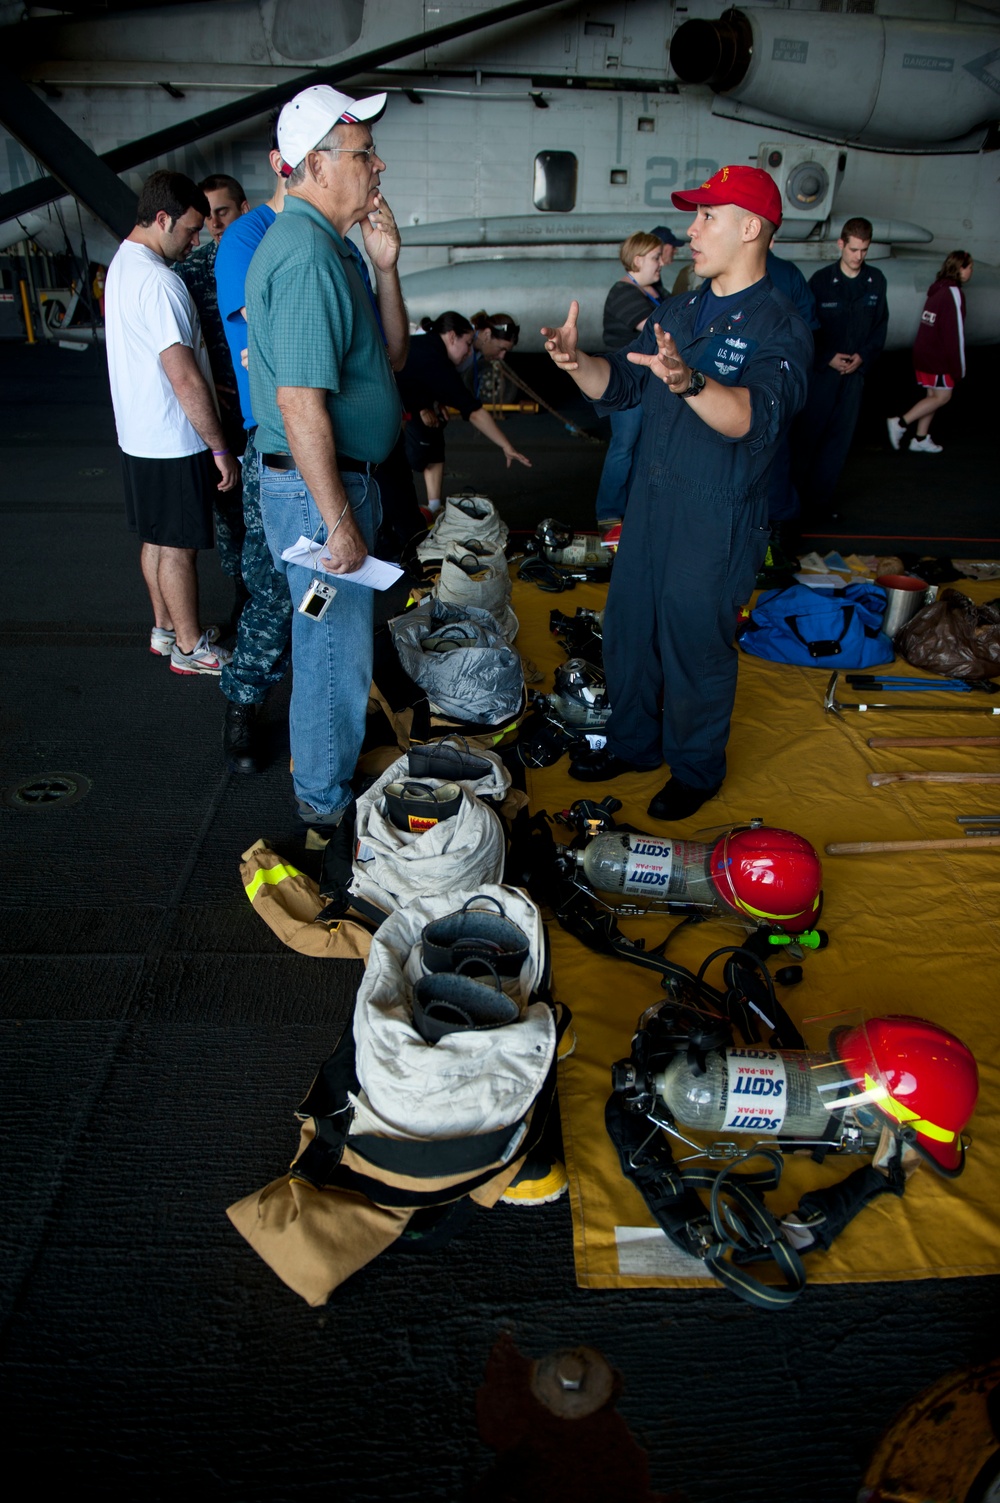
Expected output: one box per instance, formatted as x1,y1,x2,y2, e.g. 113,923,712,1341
120,449,217,549
403,418,446,472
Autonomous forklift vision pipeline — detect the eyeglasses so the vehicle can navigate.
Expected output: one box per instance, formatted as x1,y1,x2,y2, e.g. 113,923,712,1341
319,144,379,164
489,322,519,341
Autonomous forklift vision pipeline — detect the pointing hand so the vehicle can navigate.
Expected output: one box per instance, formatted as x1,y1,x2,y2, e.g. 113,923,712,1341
541,301,581,371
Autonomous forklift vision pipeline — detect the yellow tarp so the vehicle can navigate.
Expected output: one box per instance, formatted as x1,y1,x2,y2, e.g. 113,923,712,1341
512,574,1000,1288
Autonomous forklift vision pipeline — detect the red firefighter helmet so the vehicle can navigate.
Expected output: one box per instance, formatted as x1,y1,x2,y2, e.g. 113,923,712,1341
833,1015,979,1177
708,825,822,933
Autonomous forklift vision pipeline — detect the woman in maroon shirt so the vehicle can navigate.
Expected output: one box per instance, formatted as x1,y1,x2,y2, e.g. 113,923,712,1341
887,250,973,455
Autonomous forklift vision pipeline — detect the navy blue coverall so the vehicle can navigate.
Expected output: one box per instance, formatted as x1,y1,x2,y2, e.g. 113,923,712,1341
593,275,812,790
793,262,888,515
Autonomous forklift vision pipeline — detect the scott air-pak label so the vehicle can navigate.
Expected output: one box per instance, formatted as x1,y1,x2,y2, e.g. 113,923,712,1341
622,835,675,894
722,1048,788,1133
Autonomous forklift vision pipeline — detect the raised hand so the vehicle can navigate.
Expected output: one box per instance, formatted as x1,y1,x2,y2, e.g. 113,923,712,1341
360,192,401,272
626,325,691,392
541,301,581,371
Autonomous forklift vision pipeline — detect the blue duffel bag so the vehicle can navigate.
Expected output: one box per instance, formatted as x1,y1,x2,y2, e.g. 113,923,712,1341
738,581,893,669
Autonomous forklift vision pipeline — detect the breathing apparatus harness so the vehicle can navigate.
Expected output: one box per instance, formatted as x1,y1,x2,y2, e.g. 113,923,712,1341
516,518,615,591
548,606,605,668
606,992,908,1310
525,796,822,968
506,801,907,1307
518,663,612,770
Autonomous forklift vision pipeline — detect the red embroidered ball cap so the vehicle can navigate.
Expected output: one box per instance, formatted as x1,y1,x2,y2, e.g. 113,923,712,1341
672,165,782,228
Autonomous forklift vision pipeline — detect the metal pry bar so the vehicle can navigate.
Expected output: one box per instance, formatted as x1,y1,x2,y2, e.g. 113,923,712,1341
824,672,1000,717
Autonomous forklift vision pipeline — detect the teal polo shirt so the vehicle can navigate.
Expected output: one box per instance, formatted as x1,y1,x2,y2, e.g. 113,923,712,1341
245,195,401,462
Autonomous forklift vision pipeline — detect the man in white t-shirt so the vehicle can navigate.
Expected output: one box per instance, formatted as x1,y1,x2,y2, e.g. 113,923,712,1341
105,170,241,675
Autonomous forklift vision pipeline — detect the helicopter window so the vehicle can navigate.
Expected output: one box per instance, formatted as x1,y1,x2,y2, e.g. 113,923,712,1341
271,0,364,62
610,170,628,185
533,152,578,213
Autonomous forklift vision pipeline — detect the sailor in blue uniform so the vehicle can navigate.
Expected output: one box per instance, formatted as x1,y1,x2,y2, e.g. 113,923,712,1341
793,217,888,518
542,166,812,821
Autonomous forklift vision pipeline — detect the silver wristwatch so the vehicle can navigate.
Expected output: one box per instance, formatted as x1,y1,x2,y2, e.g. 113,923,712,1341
678,369,706,398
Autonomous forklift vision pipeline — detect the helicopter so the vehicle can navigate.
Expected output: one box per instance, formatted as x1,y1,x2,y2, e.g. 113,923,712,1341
1,0,998,350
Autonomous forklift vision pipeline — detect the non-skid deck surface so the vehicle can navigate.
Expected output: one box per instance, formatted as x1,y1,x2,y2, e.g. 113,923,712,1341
515,575,1000,1289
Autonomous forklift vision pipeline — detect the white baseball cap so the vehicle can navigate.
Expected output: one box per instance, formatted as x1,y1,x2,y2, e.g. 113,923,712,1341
277,86,387,172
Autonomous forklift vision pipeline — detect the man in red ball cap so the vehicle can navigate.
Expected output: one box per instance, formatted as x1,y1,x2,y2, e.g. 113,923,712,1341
542,166,812,821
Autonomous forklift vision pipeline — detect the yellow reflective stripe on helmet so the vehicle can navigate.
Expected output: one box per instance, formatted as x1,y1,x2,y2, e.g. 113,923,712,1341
245,861,303,903
734,898,806,922
864,1072,955,1143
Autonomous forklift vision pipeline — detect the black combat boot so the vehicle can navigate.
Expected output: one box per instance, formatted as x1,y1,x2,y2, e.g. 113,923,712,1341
223,701,261,774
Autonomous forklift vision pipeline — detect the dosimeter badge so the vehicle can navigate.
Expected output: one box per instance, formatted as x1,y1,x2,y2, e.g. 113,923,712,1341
571,819,824,941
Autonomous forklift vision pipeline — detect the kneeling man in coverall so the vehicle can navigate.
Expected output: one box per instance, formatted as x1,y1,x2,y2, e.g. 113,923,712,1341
543,166,812,821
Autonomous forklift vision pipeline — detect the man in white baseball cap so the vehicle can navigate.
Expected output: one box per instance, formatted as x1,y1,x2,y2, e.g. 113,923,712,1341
276,85,387,174
245,85,406,873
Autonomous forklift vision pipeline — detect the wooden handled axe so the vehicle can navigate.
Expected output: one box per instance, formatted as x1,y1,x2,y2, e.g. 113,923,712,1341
867,771,1000,787
826,835,1000,854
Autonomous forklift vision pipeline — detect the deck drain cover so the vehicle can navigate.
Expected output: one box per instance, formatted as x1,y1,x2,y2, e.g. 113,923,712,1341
3,771,91,810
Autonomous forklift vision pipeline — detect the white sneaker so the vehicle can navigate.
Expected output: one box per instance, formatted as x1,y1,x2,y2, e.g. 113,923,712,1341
169,631,233,676
911,434,943,454
151,624,219,657
150,626,176,657
886,416,907,451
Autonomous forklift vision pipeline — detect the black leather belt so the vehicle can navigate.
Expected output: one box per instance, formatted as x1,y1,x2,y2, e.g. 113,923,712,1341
261,451,372,473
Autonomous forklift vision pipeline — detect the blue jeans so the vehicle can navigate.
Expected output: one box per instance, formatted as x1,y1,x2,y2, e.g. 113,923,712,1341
258,461,381,825
594,405,642,524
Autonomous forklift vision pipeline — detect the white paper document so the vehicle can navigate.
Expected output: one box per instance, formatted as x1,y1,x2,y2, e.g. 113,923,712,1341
280,536,403,591
614,1225,707,1278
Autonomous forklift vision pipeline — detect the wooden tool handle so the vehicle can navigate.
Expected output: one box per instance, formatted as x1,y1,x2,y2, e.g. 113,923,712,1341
867,771,1000,786
867,736,1000,748
826,835,1000,854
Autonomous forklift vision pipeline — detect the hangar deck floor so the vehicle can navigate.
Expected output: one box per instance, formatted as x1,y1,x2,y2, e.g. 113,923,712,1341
1,337,997,1502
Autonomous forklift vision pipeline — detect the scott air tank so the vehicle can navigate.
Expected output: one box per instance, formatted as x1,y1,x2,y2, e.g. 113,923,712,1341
574,832,716,905
575,824,823,933
544,533,615,568
655,1047,858,1142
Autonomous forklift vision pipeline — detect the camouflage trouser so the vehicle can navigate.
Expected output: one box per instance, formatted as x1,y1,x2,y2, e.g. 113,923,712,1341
213,418,249,578
214,485,246,579
220,430,293,706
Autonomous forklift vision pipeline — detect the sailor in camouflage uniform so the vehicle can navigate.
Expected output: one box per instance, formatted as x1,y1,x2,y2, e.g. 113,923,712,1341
213,142,295,773
175,175,250,591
